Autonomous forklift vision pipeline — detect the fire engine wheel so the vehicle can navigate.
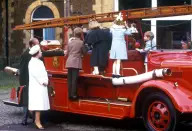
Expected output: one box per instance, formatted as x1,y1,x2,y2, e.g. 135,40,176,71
142,93,177,131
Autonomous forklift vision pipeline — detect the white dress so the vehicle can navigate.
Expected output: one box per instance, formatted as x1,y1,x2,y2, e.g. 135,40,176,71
28,57,50,111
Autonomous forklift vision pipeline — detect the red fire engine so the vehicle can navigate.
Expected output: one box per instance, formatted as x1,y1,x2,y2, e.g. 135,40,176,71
4,5,192,131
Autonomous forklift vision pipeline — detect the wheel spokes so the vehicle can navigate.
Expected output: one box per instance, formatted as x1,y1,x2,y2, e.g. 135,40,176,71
148,101,170,130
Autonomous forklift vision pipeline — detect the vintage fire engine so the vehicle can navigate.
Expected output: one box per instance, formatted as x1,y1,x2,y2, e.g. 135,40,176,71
4,5,192,131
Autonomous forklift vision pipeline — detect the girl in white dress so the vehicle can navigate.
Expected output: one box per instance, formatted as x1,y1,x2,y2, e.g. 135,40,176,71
28,45,50,129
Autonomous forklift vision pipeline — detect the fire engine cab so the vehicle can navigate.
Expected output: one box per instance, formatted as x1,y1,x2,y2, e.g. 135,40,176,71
4,5,192,131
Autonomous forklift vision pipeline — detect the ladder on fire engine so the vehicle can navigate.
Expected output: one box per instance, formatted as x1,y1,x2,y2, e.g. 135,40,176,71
13,5,192,30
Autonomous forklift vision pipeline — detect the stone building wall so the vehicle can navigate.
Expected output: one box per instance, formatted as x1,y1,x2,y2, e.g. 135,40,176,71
70,0,114,27
0,1,3,56
11,0,64,55
9,0,65,68
70,0,113,15
0,0,115,69
22,0,63,54
0,0,6,69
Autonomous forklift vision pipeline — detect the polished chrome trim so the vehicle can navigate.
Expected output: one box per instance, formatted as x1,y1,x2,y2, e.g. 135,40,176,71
122,68,138,75
79,99,132,107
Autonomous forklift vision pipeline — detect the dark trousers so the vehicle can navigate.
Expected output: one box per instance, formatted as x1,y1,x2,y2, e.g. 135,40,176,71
67,68,79,99
41,111,49,124
22,106,29,123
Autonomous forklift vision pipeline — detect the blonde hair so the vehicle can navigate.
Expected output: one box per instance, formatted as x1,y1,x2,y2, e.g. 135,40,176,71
114,20,125,26
114,12,124,26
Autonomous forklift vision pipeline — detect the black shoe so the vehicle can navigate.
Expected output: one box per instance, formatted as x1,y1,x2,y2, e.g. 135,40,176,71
21,121,28,126
112,74,122,78
34,123,45,130
116,75,122,78
99,71,105,76
112,74,116,78
69,96,79,100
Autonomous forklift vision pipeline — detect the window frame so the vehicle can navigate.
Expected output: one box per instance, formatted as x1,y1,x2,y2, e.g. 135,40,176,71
31,6,55,40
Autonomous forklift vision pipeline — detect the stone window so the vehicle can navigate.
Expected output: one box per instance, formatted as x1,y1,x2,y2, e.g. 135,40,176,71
32,6,55,42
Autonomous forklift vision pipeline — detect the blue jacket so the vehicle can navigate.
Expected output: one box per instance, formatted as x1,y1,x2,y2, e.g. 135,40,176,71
144,39,156,51
110,27,131,60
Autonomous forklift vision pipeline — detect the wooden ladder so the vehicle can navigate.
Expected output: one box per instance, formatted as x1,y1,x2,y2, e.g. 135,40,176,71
13,5,192,30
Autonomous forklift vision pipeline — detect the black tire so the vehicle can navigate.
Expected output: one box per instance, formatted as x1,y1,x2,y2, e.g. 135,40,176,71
142,92,177,131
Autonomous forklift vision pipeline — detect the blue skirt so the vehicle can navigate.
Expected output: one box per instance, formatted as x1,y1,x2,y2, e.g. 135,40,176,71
110,40,128,60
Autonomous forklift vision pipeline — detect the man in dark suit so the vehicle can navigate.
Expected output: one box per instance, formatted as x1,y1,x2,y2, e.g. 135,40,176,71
19,38,39,125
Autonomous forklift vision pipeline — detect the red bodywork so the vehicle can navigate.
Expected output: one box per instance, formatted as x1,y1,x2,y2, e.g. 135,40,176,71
44,49,192,119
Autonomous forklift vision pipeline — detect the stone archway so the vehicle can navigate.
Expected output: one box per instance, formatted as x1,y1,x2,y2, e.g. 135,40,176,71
23,0,62,47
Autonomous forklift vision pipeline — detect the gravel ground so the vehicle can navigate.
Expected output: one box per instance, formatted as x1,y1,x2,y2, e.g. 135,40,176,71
0,89,145,131
0,89,23,127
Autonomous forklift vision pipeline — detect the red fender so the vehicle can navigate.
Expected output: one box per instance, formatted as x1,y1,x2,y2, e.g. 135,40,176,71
130,80,192,118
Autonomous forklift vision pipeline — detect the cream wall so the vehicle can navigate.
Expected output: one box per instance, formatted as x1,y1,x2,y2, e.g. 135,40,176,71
92,0,114,27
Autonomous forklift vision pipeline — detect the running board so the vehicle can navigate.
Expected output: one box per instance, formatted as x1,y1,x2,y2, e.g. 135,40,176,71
3,99,21,107
79,98,132,107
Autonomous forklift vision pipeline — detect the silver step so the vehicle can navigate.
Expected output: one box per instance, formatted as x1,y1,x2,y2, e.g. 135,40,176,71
3,99,21,107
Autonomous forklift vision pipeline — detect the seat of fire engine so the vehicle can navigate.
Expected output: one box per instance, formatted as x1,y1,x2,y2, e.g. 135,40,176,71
42,49,64,57
44,49,144,79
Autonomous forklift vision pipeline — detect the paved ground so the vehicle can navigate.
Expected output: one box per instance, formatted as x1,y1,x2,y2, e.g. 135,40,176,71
0,89,23,127
0,89,192,131
0,89,145,131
